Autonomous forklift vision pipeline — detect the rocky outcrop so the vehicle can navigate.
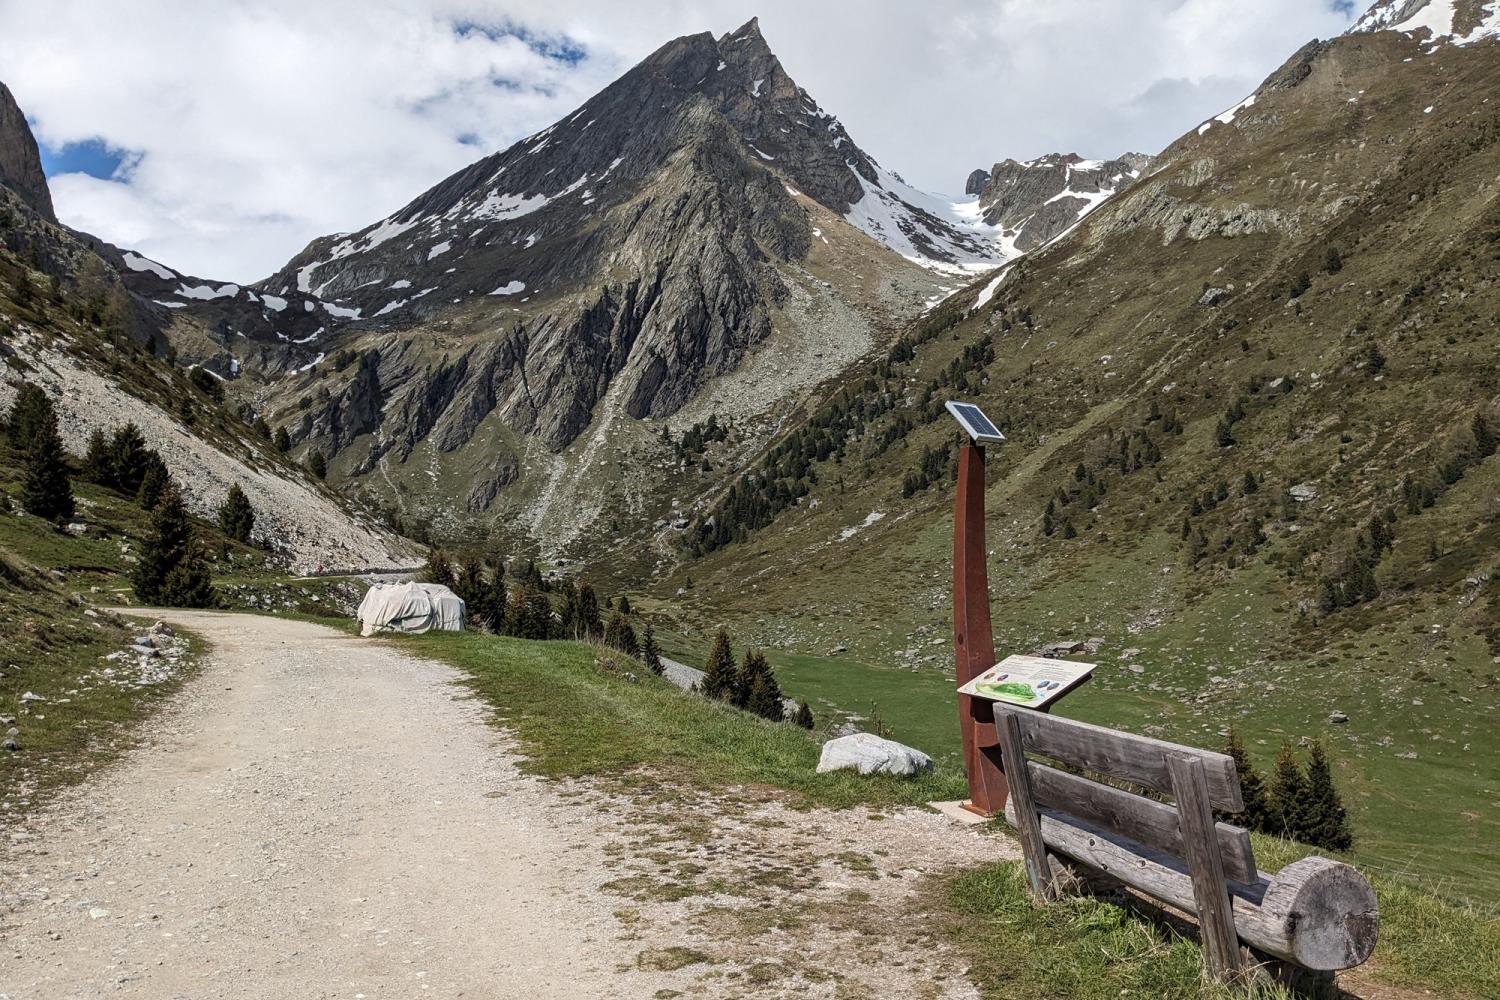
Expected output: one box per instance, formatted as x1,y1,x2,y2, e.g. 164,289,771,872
965,169,991,196
0,82,56,224
975,152,1155,250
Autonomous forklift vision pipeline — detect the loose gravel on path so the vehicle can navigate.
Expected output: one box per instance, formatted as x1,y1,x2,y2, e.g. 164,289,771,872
1,612,1007,999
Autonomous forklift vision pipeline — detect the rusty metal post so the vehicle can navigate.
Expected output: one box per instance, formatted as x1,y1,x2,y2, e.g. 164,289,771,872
954,443,1007,816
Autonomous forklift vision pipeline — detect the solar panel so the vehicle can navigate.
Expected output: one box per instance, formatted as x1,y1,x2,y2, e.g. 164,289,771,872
945,400,1006,444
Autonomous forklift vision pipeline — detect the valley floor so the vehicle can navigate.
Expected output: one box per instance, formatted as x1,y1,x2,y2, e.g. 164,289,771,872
0,612,995,999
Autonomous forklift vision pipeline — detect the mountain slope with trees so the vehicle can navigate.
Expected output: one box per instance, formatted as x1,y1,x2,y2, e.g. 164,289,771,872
663,7,1500,902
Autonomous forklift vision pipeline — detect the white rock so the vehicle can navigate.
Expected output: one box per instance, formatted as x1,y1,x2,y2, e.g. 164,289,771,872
816,733,934,777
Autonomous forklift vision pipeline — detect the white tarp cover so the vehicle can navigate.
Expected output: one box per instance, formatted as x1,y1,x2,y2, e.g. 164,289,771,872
357,582,466,636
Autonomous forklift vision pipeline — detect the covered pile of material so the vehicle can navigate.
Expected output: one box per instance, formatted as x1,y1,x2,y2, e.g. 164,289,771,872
356,582,466,636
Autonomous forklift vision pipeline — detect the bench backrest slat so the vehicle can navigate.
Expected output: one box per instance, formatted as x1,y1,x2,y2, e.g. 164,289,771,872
993,703,1244,813
1026,758,1258,883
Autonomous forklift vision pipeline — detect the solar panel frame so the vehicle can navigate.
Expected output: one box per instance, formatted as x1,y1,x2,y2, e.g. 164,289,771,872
945,400,1007,445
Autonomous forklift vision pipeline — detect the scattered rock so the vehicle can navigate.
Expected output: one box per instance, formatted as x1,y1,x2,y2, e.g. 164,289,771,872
1198,286,1232,307
20,691,44,703
1289,483,1318,502
828,644,848,655
816,733,934,777
150,621,175,638
1328,711,1349,724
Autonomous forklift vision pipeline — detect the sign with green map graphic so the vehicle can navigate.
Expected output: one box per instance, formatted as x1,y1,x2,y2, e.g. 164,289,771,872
958,654,1095,709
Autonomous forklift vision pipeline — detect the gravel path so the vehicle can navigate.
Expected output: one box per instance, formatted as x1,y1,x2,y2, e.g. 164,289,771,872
0,612,666,999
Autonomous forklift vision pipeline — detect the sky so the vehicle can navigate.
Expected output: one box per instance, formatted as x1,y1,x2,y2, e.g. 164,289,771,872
0,0,1359,283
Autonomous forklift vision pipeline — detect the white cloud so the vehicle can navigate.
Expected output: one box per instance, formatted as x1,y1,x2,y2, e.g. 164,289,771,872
0,0,1355,282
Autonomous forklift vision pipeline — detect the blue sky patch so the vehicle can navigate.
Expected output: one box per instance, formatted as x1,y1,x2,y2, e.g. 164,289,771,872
37,135,133,180
452,20,587,66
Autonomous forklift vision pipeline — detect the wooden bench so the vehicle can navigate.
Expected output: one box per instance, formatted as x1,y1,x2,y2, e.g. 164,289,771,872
992,703,1380,981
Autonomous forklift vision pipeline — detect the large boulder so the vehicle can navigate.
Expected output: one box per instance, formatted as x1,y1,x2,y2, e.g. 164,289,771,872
816,733,934,777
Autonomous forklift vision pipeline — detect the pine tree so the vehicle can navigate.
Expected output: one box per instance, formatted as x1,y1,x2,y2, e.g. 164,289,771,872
1268,742,1312,841
484,573,511,634
137,457,170,510
1302,740,1354,851
132,483,214,607
1222,730,1272,832
108,424,154,494
453,554,487,611
641,623,665,676
217,483,255,543
744,653,786,721
575,582,602,639
793,700,815,730
555,577,577,637
273,426,291,453
701,628,737,702
5,382,52,451
617,594,633,617
252,415,272,439
604,609,629,651
20,415,74,522
421,548,456,589
734,647,765,709
81,428,112,484
307,450,327,479
520,586,554,639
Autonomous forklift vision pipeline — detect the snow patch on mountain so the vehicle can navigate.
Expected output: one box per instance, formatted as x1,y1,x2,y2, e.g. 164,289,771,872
1352,0,1500,46
843,163,1013,275
121,251,177,280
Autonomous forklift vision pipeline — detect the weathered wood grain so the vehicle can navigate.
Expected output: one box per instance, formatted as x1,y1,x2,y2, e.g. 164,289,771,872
997,711,1054,899
991,704,1243,812
1169,753,1243,979
1005,801,1380,970
1025,759,1258,883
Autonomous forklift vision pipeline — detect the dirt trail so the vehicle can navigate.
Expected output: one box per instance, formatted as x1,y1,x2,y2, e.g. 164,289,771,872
1,612,668,999
1,612,1003,999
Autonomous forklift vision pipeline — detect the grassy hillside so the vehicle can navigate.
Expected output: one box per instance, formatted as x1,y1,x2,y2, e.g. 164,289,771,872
384,627,1500,999
654,31,1500,904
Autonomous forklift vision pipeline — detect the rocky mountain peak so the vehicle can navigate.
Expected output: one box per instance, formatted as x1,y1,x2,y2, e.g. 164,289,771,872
972,151,1154,251
0,81,58,224
1350,0,1500,43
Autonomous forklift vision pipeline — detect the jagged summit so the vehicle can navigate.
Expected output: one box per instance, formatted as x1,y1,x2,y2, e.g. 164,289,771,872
1351,0,1500,43
266,16,1004,319
0,81,57,224
969,152,1155,251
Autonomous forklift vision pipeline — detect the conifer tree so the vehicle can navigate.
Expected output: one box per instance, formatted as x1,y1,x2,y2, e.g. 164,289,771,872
5,382,52,451
604,609,628,650
453,554,487,613
641,623,664,676
1302,740,1354,851
1221,729,1272,832
617,594,633,617
743,653,786,721
1269,742,1311,841
273,426,291,453
701,628,737,702
793,700,815,729
556,577,577,637
132,483,215,607
20,410,74,522
520,585,554,639
108,423,153,494
421,548,456,589
735,648,775,710
137,457,170,510
307,449,327,480
483,571,510,633
575,581,602,639
217,483,255,543
81,428,112,484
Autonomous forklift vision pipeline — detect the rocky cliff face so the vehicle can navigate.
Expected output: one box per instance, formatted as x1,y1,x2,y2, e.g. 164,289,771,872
973,152,1155,250
0,82,56,225
232,19,1010,550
